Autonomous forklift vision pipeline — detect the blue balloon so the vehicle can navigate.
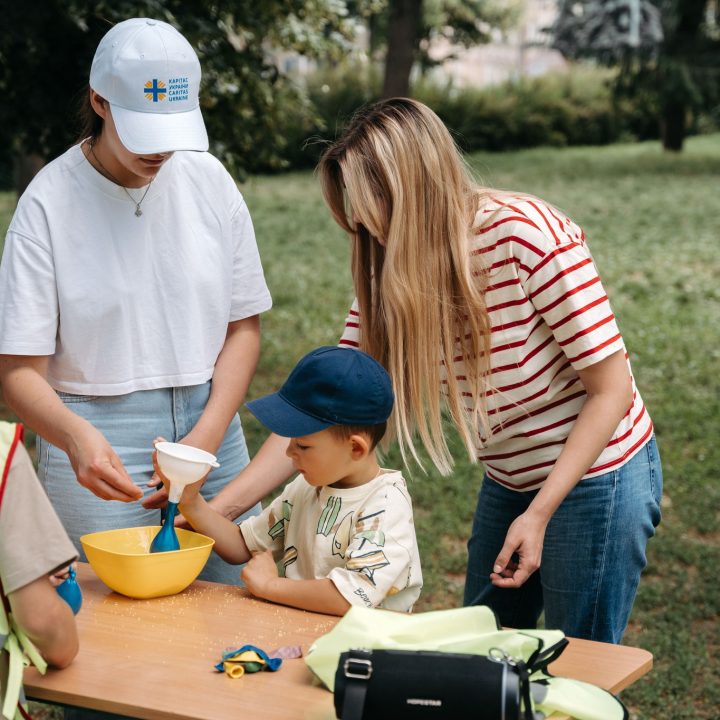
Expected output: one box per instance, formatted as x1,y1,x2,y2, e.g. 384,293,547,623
56,566,82,614
150,501,180,553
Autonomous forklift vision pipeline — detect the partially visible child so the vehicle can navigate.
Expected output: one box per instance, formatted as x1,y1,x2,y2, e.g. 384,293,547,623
175,346,422,616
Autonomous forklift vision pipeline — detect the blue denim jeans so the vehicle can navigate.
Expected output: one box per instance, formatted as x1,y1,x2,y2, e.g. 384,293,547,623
37,382,260,586
463,436,662,643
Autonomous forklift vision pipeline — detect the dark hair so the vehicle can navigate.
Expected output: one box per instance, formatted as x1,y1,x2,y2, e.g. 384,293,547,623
327,422,387,450
75,86,103,145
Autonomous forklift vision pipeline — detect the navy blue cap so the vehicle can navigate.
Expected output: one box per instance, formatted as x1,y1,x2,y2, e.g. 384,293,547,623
246,346,394,437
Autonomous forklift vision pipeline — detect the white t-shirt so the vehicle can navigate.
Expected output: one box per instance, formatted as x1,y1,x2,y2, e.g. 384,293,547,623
241,470,423,612
0,144,272,395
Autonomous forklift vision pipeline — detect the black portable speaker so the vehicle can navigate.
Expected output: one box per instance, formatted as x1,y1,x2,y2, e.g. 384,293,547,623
334,648,526,720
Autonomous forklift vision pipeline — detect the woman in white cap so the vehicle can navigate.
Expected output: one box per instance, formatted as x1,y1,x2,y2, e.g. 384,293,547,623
0,18,272,585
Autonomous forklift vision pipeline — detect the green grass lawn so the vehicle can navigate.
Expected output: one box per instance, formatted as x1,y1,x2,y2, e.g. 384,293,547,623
3,135,719,719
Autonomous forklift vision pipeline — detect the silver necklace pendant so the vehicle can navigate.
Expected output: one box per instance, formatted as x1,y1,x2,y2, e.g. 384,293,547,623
87,143,152,217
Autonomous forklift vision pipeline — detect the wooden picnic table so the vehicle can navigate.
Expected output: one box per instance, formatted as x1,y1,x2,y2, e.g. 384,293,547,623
24,563,652,719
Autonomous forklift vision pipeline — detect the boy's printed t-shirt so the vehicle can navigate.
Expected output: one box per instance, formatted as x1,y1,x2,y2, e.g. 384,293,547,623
240,471,422,612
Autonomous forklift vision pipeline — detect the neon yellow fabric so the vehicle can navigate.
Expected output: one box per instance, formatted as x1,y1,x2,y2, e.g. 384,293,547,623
305,606,628,720
538,677,629,720
305,605,563,690
0,424,15,458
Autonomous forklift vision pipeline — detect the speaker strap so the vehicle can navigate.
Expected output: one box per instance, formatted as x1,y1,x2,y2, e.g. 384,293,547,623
341,648,374,720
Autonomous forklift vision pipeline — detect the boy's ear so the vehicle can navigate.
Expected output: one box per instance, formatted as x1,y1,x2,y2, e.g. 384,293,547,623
348,433,371,460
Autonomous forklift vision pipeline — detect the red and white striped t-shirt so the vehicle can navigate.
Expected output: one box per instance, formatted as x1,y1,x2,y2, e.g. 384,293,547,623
339,196,653,491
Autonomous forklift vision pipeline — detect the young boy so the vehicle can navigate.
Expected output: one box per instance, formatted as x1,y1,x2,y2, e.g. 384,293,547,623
178,346,422,616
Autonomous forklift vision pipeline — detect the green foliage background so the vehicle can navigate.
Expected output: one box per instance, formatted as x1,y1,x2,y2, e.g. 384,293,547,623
4,134,718,719
4,0,716,188
275,62,671,171
0,0,357,180
549,0,720,150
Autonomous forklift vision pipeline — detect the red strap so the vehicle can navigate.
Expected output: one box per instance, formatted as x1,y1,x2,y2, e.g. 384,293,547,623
0,423,34,719
0,423,24,512
0,423,24,613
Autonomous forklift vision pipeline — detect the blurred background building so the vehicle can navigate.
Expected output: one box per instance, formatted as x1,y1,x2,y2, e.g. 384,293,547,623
428,0,565,87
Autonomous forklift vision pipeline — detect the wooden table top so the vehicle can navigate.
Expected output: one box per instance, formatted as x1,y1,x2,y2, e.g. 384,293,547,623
25,563,652,720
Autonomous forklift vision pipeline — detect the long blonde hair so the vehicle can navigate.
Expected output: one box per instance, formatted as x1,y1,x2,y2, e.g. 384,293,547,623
317,98,493,475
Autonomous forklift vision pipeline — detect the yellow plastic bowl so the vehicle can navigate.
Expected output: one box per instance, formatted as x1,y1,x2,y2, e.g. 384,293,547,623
80,526,214,599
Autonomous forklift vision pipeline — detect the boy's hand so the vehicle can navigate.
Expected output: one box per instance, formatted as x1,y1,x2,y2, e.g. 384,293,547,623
144,436,170,509
144,437,207,518
241,550,279,598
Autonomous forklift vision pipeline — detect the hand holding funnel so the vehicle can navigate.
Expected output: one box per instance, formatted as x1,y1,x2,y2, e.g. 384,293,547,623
150,441,220,553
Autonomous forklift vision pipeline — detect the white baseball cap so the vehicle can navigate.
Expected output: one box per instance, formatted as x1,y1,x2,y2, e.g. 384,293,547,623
89,18,209,154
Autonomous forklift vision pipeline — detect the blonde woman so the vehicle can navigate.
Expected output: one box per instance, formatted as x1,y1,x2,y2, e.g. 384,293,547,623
211,98,661,643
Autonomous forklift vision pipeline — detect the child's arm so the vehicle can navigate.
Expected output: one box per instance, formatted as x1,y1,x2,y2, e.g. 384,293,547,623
10,573,78,668
242,550,350,616
179,492,251,565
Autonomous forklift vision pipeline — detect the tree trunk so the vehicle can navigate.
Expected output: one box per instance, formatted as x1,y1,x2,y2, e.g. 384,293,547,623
368,12,381,57
13,152,45,199
657,0,705,152
660,102,686,152
382,0,422,99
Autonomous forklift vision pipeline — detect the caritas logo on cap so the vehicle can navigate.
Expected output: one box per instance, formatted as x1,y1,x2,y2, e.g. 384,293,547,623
143,77,191,103
144,79,167,102
89,18,209,154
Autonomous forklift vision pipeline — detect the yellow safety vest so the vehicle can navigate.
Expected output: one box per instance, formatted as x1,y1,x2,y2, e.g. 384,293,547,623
0,422,47,720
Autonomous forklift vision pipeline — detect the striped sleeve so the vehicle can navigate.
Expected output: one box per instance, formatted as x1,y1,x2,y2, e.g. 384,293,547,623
339,298,361,347
515,228,624,371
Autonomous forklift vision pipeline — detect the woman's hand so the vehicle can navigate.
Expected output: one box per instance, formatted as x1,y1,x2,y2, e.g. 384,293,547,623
490,350,635,589
67,425,142,502
490,511,548,588
145,315,259,514
0,356,139,502
241,550,279,598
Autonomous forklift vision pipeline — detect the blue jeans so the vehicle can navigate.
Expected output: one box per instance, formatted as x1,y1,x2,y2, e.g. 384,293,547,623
463,436,662,643
37,382,260,586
